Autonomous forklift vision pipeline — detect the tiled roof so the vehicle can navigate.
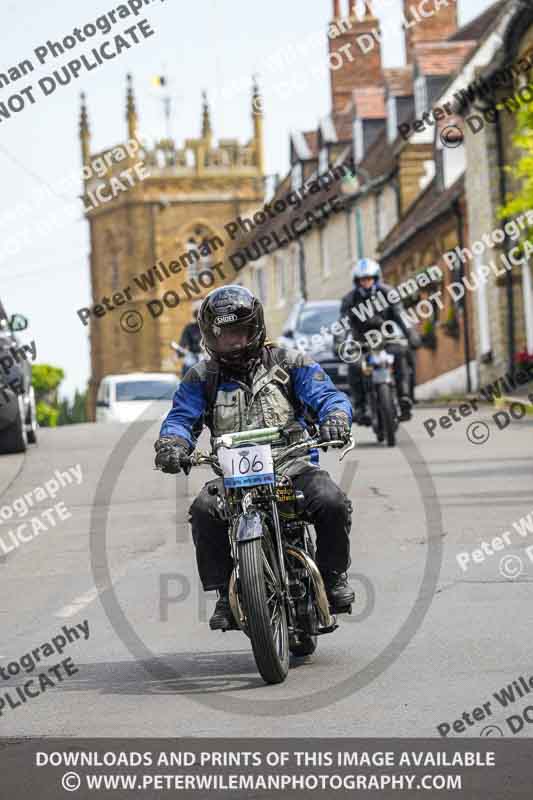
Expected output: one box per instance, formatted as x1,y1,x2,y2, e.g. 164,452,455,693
384,67,414,97
379,175,465,260
358,129,396,181
414,41,477,77
352,87,386,119
448,0,505,43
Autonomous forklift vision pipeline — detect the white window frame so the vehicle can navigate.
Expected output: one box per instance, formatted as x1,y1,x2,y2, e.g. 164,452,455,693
414,76,428,118
387,96,398,143
291,162,302,191
319,146,329,175
353,118,364,163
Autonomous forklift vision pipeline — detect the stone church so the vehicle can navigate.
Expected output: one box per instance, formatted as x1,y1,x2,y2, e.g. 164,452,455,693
80,75,265,417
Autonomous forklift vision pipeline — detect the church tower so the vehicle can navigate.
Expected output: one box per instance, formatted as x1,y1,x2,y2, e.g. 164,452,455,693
80,76,265,417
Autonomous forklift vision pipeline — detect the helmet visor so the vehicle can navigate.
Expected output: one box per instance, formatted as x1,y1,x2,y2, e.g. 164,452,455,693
204,319,261,358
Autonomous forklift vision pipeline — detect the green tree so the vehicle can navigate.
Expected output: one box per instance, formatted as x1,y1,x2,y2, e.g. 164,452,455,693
499,100,533,231
32,364,64,428
57,389,88,425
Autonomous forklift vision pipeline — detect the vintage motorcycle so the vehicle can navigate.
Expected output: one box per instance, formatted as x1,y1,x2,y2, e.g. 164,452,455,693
179,426,355,685
360,334,409,447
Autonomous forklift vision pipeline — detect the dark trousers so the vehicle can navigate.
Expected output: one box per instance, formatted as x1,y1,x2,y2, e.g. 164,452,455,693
189,469,353,591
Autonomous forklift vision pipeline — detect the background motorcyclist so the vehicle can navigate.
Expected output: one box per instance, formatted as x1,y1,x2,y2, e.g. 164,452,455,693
154,285,355,631
340,258,419,425
177,302,202,376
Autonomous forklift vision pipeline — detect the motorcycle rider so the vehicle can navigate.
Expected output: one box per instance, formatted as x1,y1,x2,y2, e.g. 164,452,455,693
154,285,355,631
340,258,418,425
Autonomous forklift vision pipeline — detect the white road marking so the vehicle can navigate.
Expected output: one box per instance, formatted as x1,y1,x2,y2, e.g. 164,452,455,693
55,567,127,619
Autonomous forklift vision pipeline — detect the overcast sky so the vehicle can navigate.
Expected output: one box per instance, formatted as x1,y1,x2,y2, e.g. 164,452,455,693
0,0,495,397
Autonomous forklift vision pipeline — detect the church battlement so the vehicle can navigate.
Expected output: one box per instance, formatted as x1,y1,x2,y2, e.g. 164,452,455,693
79,75,264,192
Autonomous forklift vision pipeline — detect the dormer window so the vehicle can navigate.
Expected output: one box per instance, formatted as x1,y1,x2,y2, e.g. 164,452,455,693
387,96,398,143
353,118,364,163
414,76,428,118
291,162,302,190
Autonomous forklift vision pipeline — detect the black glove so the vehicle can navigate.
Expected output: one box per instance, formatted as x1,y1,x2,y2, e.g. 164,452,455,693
320,412,351,447
154,437,190,474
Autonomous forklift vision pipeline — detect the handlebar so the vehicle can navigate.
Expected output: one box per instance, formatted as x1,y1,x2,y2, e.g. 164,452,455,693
178,428,356,474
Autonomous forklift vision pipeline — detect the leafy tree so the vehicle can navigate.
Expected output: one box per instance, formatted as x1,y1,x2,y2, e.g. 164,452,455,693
36,401,59,428
57,389,88,425
499,99,533,230
31,364,64,401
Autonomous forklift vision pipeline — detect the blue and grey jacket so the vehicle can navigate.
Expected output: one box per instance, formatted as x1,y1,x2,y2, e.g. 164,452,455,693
160,345,352,476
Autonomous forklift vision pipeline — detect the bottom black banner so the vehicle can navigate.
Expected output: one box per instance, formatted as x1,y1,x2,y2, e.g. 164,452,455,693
1,738,531,798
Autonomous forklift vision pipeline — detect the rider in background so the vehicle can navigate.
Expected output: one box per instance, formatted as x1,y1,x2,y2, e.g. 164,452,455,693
154,286,356,632
177,302,203,376
340,259,419,425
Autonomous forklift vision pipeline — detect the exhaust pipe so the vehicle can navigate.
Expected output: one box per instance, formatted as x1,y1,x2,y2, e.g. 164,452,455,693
285,545,335,629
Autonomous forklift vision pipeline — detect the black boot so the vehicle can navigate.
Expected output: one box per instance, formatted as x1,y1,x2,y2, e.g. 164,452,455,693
209,587,237,631
353,404,371,426
399,395,412,422
323,571,355,610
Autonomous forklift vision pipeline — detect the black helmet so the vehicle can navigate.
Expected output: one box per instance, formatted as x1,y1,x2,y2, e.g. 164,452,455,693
198,285,266,367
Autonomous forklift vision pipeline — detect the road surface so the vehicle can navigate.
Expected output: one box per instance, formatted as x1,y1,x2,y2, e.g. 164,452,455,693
1,405,532,738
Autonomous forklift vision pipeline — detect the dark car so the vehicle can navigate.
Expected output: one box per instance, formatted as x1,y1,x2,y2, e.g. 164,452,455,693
278,300,350,394
0,301,37,454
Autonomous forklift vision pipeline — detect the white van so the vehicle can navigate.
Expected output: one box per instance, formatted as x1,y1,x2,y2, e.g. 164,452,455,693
95,373,179,424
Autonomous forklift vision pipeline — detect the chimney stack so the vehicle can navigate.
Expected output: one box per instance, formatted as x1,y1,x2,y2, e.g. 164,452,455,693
329,0,383,115
403,0,458,64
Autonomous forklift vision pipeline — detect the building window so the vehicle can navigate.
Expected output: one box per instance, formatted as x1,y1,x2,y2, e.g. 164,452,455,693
291,162,302,191
353,118,364,163
319,146,329,175
319,227,330,278
387,96,397,143
275,255,287,305
414,76,428,118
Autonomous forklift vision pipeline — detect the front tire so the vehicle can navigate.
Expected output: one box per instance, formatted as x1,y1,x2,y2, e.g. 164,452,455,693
0,395,28,454
239,537,289,685
377,383,396,447
26,387,38,445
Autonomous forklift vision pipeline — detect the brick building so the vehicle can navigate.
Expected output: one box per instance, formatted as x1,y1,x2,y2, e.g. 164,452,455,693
81,76,265,417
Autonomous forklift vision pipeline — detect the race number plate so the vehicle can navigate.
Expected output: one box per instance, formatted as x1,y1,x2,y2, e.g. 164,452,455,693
219,444,274,488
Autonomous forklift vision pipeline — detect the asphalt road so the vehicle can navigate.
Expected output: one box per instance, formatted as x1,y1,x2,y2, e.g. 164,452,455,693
1,405,532,738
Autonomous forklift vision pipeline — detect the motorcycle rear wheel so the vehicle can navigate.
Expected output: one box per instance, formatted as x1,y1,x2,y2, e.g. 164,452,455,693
239,537,289,684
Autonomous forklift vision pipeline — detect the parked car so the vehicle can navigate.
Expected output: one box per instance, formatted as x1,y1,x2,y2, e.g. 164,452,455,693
0,304,37,454
95,373,179,424
278,300,350,394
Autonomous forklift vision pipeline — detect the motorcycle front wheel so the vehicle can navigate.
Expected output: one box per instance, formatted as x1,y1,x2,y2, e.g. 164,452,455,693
239,537,289,684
